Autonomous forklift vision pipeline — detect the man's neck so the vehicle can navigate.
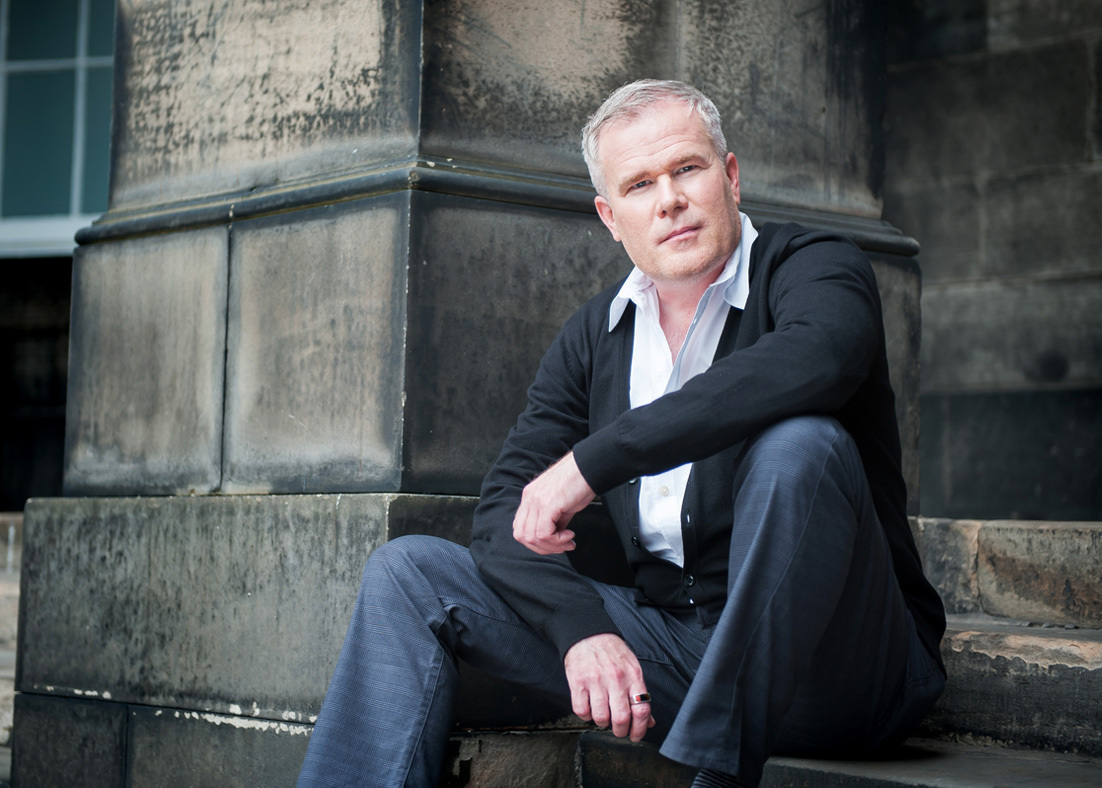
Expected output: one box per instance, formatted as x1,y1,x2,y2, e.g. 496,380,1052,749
655,273,720,359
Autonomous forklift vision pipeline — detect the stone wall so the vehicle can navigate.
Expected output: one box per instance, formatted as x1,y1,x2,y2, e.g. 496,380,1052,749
885,0,1102,520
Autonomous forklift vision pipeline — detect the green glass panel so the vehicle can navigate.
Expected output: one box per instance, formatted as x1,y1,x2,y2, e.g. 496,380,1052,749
81,66,112,213
2,71,75,217
7,0,80,61
87,0,116,57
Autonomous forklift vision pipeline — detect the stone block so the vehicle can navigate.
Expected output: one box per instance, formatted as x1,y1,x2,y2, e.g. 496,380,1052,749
1096,40,1102,158
63,228,228,496
111,0,420,210
882,180,981,283
984,168,1102,279
18,494,473,719
681,0,883,216
988,0,1102,48
444,731,580,788
931,620,1102,756
919,389,1102,521
888,0,988,64
221,195,409,494
575,731,695,788
126,706,311,788
420,0,675,181
921,278,1102,393
886,43,1090,184
401,190,629,493
10,694,127,788
977,521,1102,628
910,518,981,616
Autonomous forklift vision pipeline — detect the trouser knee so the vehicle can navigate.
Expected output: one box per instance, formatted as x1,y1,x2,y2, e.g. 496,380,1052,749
744,415,854,478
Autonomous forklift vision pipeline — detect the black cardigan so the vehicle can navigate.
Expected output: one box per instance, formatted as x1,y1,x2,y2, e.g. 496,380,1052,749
470,222,946,672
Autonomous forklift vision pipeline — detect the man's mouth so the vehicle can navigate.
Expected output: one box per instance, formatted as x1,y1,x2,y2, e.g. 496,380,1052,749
662,225,699,243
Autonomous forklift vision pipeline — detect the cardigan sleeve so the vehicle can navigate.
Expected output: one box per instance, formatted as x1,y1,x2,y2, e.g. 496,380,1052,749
469,302,623,659
573,231,882,494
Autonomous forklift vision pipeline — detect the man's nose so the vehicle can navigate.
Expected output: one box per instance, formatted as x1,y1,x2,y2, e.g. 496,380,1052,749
656,177,687,216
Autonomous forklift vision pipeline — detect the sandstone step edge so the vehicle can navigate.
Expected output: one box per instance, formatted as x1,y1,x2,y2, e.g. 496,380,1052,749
928,614,1102,757
912,518,1102,629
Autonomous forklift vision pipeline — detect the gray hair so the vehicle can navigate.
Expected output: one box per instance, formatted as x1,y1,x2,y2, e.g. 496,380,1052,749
581,79,728,197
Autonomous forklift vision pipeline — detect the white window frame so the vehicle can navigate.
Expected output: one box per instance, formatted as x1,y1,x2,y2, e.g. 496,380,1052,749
0,0,113,257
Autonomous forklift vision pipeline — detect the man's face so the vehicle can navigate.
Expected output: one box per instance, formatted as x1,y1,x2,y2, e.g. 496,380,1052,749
593,101,741,288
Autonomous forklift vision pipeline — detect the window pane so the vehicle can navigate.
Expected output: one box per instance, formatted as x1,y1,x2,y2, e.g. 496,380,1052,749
81,66,112,214
7,0,80,61
87,0,116,58
2,71,75,217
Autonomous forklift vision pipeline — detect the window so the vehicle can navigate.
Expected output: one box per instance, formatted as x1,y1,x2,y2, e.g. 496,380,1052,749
0,0,114,257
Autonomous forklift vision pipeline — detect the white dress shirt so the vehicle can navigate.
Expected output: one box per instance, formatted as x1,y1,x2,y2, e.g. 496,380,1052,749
607,212,756,567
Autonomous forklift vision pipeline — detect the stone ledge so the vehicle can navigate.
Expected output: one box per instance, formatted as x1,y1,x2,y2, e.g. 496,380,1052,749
912,518,1102,627
574,732,1102,788
929,615,1102,756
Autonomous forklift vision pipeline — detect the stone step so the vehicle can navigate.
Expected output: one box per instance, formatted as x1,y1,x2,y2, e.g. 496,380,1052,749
929,614,1102,756
571,731,1102,788
913,518,1101,628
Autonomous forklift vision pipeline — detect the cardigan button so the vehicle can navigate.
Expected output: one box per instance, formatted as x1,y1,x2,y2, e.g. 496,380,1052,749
628,477,639,485
683,574,695,587
631,536,640,547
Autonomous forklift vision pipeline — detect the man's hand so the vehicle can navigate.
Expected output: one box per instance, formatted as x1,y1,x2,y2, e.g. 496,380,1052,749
564,633,655,742
512,452,595,555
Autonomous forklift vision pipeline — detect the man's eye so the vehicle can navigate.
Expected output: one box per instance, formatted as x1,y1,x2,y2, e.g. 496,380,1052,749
677,165,697,174
629,180,650,191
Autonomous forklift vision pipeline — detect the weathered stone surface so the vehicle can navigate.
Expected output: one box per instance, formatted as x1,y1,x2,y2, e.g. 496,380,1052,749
919,390,1102,521
977,521,1102,628
984,168,1102,280
887,0,988,64
910,518,981,616
402,190,629,493
10,694,127,788
869,254,921,513
111,0,420,210
420,0,675,181
882,180,982,283
18,494,473,719
681,0,884,217
221,195,409,494
931,619,1102,756
988,0,1102,48
886,43,1090,184
575,732,696,787
444,731,580,788
764,738,1102,788
921,278,1102,394
63,228,228,496
126,706,311,788
577,730,1102,788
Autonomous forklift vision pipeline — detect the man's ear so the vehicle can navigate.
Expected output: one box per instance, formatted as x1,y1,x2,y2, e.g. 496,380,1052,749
725,153,741,204
594,195,621,242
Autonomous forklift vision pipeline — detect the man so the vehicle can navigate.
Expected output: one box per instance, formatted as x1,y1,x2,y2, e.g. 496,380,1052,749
297,79,946,788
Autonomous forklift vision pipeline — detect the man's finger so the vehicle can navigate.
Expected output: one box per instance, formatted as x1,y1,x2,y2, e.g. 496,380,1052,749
628,694,653,742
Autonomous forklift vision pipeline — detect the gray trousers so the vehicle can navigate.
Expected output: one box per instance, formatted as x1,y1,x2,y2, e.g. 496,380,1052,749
296,416,944,787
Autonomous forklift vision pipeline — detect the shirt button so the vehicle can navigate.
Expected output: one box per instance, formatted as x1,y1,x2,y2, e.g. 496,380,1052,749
660,485,670,497
683,574,695,587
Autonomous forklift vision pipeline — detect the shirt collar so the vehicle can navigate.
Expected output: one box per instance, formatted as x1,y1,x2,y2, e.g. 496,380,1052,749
609,211,756,332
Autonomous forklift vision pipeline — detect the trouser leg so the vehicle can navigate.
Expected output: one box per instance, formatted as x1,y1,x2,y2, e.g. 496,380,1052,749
660,415,920,786
295,535,568,788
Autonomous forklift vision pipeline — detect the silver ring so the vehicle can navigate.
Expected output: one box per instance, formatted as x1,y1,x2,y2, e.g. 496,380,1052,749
629,692,651,705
